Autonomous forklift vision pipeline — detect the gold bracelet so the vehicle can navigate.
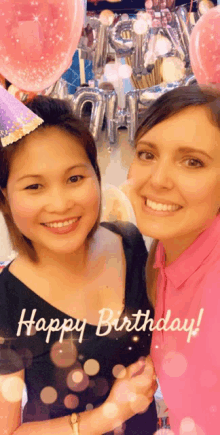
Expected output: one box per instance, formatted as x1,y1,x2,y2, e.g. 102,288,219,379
70,413,80,435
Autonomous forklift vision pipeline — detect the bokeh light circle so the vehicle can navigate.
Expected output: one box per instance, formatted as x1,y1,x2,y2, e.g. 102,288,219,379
99,10,115,26
104,63,119,82
162,351,188,377
40,386,57,404
137,11,152,25
155,36,172,56
25,325,36,336
132,335,140,342
133,19,148,35
112,380,136,403
161,57,185,83
72,371,84,383
118,64,132,79
84,359,100,376
198,0,214,14
102,402,119,419
121,14,129,21
64,394,79,409
112,364,126,379
50,340,77,368
180,417,196,433
1,376,25,402
67,369,89,392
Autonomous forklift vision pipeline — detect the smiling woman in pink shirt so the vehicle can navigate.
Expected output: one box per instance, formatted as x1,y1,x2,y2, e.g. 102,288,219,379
128,85,220,435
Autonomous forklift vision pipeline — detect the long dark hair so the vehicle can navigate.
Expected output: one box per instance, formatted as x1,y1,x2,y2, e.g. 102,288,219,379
0,96,101,262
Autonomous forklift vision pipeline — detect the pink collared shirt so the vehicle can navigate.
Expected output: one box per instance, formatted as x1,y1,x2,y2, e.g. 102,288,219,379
151,214,220,435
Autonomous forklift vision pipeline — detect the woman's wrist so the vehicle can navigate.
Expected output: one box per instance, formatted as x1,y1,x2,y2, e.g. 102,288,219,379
78,402,128,435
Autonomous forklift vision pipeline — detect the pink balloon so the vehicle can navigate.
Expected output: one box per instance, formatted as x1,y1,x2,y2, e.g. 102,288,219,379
0,0,84,92
189,6,220,90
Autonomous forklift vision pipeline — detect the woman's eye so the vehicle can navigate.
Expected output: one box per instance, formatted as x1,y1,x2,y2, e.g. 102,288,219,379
25,184,41,190
184,158,204,168
137,151,155,161
68,175,84,183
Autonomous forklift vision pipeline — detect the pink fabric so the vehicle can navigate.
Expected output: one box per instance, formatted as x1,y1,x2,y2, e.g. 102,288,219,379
151,214,220,435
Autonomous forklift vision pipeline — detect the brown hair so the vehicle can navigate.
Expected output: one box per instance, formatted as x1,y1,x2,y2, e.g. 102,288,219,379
135,84,220,145
0,95,101,262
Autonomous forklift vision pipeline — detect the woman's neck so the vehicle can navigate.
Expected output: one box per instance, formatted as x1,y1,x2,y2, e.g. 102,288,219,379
21,241,91,278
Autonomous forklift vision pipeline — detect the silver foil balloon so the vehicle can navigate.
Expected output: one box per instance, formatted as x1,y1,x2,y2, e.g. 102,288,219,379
184,74,197,86
78,16,109,80
144,31,157,71
109,19,134,57
78,16,99,58
164,26,185,60
105,89,138,145
93,23,109,80
105,90,118,145
69,87,106,141
48,78,69,99
174,6,191,60
42,78,69,99
125,90,139,144
132,30,149,78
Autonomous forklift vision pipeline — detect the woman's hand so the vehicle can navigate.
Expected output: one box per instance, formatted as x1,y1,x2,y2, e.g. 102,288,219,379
2,358,157,435
103,356,157,425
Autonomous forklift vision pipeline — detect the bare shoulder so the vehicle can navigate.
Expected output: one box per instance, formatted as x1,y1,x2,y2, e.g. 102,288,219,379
9,255,33,278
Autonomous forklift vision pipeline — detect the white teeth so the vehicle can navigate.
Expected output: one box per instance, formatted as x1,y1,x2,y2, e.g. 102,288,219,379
146,199,180,212
44,218,78,228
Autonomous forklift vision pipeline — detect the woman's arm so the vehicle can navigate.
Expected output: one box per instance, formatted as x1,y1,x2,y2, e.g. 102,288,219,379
2,357,157,435
0,369,24,435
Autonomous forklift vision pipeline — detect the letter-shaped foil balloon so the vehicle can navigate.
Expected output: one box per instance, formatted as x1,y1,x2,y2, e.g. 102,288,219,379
0,0,84,91
109,19,134,57
69,88,106,142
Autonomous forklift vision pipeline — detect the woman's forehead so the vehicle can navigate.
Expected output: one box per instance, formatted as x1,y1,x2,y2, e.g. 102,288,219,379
8,127,90,178
137,105,220,151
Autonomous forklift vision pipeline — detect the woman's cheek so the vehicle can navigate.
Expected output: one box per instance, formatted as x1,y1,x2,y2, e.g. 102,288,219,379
180,173,219,205
77,180,100,208
9,194,39,222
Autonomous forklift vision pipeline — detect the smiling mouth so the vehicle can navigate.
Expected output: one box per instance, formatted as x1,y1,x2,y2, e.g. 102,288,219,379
41,217,80,228
145,198,182,212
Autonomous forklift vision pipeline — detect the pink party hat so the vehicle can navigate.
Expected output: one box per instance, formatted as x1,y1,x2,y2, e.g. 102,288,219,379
0,85,43,147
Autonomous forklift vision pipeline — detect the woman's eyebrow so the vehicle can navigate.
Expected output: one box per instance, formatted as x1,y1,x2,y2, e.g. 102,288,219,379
136,141,157,149
137,142,213,160
177,147,213,160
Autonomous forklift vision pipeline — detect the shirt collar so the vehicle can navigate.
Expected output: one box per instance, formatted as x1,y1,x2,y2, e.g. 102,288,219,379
153,214,220,288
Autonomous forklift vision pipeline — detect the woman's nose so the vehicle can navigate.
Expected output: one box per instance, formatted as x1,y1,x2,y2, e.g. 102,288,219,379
150,160,174,190
44,188,74,213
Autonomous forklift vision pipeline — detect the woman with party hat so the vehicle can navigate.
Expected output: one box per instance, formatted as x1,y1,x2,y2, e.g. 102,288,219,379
0,88,157,435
